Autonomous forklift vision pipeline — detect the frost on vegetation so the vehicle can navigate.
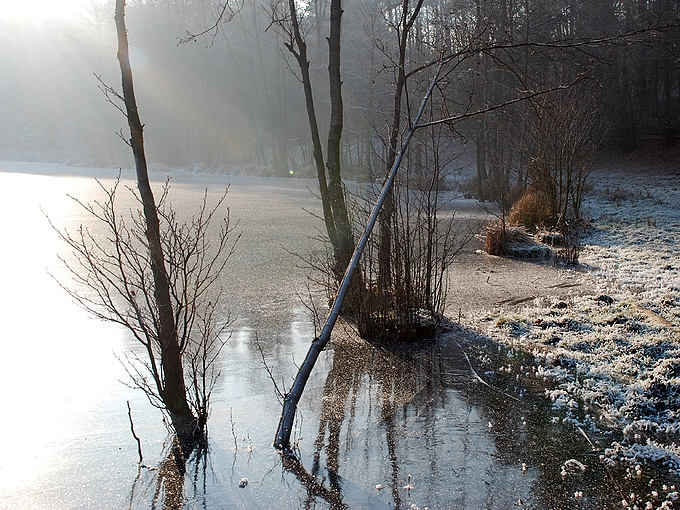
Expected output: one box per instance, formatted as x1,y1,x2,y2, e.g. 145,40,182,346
496,315,530,337
466,169,680,473
548,388,577,409
491,302,680,472
561,458,587,477
605,440,680,476
582,172,680,329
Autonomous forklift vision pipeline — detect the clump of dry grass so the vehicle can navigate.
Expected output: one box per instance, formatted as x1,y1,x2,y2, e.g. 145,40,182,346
484,220,506,255
485,220,552,258
508,190,551,231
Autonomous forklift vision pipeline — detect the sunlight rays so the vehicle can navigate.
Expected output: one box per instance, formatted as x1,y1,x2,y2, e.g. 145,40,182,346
0,0,90,20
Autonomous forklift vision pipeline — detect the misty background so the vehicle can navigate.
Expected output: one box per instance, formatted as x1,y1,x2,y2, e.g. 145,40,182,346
1,0,678,179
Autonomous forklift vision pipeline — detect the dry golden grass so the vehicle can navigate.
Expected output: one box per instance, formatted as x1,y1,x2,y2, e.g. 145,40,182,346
485,220,552,258
508,190,551,230
484,220,506,255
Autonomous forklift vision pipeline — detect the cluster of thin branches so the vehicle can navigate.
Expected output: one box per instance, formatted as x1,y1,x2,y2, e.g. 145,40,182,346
353,129,473,341
48,177,240,428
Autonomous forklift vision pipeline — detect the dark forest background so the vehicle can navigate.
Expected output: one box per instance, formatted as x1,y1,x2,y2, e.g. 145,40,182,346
1,0,678,184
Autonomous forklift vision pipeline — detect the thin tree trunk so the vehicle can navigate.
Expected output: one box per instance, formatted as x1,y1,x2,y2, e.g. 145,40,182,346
325,0,353,274
377,0,425,293
285,0,338,253
115,0,197,447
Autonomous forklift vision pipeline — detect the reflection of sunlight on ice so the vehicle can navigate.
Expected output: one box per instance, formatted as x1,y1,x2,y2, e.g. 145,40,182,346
232,327,252,349
0,164,554,509
0,172,127,492
290,306,315,341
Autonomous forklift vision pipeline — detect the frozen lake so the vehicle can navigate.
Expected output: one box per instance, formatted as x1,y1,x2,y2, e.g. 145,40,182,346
0,162,670,509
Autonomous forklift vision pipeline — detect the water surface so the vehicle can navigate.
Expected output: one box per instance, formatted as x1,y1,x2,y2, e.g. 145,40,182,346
0,162,673,509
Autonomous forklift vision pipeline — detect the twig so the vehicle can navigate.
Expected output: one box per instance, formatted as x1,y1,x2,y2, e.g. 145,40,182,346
578,425,626,501
577,425,597,451
230,407,238,451
255,335,286,403
455,341,521,402
179,0,243,46
127,400,143,464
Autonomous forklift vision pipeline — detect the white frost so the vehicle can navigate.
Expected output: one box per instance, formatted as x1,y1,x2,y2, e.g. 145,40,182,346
467,165,680,473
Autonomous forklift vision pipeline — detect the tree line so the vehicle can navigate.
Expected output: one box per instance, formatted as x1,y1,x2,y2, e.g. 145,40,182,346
1,0,677,177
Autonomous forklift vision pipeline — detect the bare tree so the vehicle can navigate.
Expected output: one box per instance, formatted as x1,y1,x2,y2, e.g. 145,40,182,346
519,84,604,230
274,61,448,451
271,0,354,278
51,0,239,451
376,0,426,293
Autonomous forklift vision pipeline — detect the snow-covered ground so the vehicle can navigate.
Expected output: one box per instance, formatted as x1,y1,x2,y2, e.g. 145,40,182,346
465,156,680,483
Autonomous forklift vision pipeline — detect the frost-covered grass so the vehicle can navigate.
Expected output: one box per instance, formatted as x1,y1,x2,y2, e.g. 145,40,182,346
585,168,680,325
467,161,680,476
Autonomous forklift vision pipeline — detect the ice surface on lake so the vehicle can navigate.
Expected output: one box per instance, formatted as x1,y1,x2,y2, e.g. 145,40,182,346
3,161,674,509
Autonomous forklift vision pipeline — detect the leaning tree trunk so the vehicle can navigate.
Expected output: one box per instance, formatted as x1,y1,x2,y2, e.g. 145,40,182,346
115,0,198,448
274,61,445,451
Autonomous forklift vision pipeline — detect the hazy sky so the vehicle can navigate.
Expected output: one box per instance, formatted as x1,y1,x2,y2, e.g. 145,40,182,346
0,0,91,20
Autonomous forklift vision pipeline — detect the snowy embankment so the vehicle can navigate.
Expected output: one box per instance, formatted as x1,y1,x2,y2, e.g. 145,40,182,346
471,161,680,475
